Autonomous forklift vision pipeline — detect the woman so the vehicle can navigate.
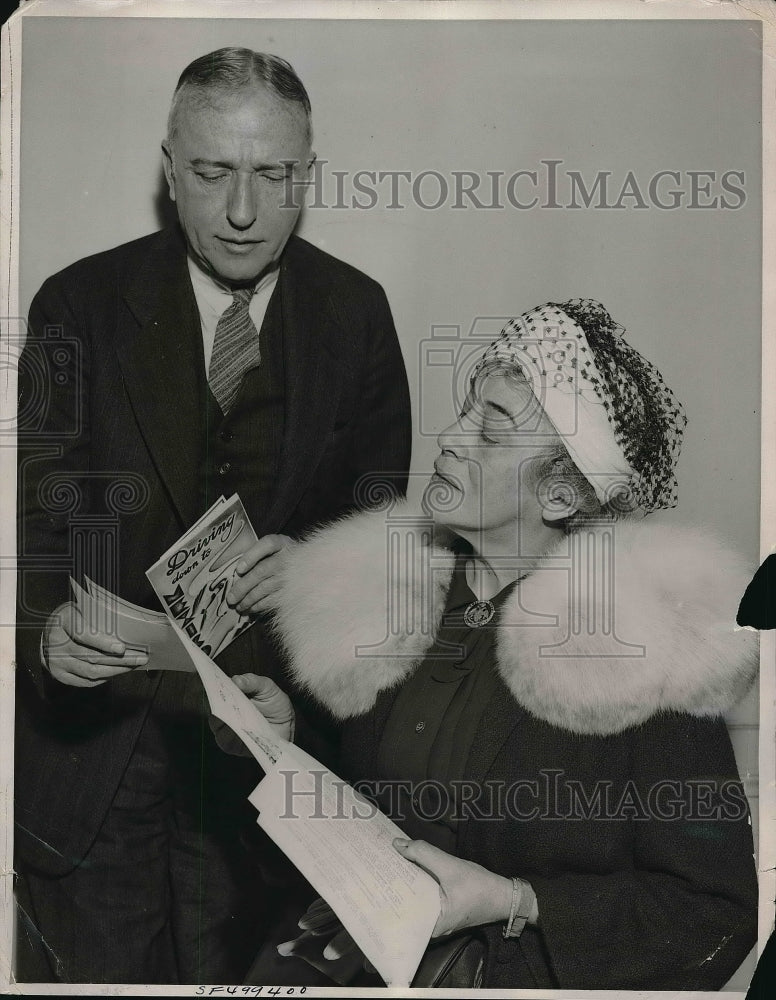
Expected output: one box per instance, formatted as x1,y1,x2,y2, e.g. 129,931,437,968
231,299,758,989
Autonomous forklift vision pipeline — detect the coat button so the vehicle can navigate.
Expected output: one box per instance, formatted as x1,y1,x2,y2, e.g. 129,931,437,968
218,461,231,475
220,429,234,443
415,721,425,733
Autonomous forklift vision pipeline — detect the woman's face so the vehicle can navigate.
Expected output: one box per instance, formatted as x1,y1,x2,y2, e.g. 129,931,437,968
424,372,560,547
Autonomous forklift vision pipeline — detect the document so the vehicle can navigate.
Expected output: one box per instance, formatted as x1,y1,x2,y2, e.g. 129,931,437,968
251,742,440,987
174,628,441,988
172,625,286,772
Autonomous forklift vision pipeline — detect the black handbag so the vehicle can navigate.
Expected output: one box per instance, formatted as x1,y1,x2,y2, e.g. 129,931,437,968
411,933,486,988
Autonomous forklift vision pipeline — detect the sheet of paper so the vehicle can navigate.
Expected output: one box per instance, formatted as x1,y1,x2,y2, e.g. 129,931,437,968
85,577,168,622
166,628,439,986
250,741,440,987
171,626,287,771
70,577,194,673
73,545,441,986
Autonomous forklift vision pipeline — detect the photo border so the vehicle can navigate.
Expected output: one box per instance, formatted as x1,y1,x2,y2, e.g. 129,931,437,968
1,0,773,995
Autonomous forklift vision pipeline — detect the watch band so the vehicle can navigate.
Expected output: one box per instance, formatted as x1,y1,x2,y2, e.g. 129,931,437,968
503,876,533,939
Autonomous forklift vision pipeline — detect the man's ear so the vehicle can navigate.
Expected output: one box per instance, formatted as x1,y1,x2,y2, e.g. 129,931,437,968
161,140,176,202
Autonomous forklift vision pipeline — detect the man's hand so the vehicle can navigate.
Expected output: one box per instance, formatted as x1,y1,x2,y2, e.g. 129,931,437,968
227,534,294,614
232,673,295,742
210,673,295,753
44,602,149,687
393,838,519,937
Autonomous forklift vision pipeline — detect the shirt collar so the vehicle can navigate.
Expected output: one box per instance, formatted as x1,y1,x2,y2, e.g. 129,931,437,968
186,255,280,315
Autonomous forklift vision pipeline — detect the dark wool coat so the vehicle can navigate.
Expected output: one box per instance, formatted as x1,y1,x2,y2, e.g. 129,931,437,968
270,502,759,990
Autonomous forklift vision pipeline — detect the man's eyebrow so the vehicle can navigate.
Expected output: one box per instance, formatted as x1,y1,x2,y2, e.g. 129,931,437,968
188,158,293,171
189,158,233,169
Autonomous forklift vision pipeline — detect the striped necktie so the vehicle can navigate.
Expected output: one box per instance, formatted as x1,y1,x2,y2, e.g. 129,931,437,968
208,286,261,414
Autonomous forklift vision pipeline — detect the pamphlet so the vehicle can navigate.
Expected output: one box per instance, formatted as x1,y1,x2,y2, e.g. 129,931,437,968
146,493,259,657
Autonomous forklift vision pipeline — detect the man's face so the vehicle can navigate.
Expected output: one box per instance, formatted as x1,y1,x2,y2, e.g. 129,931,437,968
162,84,312,285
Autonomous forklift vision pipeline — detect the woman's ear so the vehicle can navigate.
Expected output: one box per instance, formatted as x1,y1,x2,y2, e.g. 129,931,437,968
538,473,581,523
541,495,579,523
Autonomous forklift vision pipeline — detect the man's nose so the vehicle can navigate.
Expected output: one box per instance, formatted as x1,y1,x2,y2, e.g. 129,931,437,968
226,173,258,230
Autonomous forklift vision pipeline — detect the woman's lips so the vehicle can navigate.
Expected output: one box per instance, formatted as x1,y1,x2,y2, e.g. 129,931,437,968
432,463,460,489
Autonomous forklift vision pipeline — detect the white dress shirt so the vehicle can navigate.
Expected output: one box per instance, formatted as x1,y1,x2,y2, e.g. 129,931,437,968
187,257,280,373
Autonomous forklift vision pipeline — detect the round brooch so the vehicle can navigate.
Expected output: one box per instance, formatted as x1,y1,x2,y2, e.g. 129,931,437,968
463,599,496,628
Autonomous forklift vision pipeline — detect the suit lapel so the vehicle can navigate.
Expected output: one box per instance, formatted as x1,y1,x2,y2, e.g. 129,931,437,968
262,237,345,533
116,231,347,534
116,229,206,529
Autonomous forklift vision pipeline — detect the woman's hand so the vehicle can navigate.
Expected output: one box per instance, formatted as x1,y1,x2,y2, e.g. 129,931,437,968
393,838,518,937
227,534,294,614
277,897,376,984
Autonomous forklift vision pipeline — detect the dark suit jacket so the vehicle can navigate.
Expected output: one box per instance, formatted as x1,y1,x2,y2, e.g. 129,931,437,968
15,226,411,876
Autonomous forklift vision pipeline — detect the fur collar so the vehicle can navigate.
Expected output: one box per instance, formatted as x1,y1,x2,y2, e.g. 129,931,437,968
271,503,757,735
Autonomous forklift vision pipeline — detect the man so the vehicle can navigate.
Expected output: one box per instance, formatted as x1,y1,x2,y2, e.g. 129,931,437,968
15,48,411,984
